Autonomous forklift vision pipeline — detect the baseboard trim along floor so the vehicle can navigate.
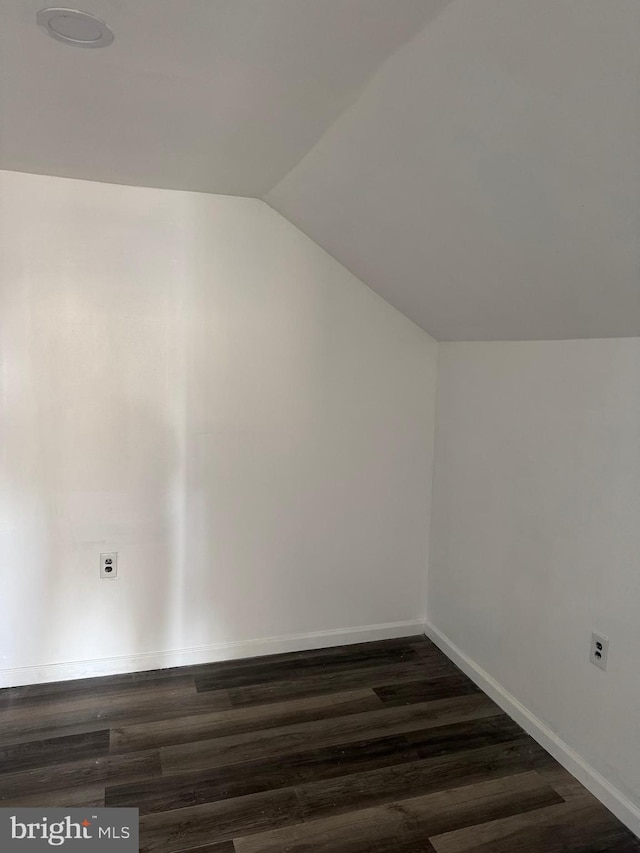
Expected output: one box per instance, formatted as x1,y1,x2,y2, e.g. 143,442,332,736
425,620,640,839
1,633,638,851
0,619,425,689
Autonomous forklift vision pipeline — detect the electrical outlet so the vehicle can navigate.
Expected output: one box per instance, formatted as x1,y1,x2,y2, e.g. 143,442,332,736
590,632,609,671
100,552,118,579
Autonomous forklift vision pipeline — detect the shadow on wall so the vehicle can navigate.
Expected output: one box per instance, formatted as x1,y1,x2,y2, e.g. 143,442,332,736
0,192,288,680
0,210,194,680
0,336,184,678
0,181,434,684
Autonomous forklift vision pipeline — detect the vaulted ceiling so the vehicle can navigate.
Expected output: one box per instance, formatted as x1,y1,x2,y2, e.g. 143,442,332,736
2,0,638,340
0,0,440,196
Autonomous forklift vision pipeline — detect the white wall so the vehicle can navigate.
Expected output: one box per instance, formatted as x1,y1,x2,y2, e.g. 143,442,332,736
0,170,438,685
429,339,640,824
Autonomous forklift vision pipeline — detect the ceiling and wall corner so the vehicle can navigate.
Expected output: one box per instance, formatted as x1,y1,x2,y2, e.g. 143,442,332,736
266,0,640,341
0,0,443,197
2,3,639,832
3,0,637,342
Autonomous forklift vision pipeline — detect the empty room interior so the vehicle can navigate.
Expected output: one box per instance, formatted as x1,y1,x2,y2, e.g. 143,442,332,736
1,1,639,851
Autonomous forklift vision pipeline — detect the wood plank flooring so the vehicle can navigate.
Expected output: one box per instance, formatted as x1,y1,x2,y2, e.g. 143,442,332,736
0,635,637,852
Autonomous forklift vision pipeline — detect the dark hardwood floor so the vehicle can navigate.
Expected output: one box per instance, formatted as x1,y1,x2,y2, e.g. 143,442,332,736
1,636,638,852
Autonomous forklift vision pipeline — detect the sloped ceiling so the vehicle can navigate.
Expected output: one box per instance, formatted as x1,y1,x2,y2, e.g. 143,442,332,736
1,0,638,340
0,0,442,197
267,0,640,340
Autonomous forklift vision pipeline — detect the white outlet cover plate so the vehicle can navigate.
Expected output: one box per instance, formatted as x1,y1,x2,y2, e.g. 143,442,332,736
590,632,609,671
100,552,118,579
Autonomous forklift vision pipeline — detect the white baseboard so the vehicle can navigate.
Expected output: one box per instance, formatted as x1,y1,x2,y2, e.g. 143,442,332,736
425,620,640,839
0,619,425,689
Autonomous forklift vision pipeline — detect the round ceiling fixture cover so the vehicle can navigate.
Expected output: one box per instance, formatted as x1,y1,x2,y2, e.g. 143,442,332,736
37,8,114,47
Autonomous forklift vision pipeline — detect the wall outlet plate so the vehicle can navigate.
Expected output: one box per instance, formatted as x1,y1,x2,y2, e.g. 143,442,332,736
100,552,118,579
590,632,609,671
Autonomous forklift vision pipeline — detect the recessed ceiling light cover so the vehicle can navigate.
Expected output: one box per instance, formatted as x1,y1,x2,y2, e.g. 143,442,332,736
37,8,114,48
